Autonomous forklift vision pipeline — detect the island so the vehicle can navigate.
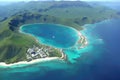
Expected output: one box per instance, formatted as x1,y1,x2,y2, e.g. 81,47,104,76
0,1,120,65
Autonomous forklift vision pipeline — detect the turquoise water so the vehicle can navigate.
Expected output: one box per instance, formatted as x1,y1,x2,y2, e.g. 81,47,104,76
1,19,120,80
21,23,80,48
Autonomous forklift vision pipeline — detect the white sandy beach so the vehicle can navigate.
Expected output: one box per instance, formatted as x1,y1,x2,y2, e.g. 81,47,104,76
0,57,60,67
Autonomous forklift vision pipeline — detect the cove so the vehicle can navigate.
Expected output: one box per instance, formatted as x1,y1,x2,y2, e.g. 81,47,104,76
20,23,80,48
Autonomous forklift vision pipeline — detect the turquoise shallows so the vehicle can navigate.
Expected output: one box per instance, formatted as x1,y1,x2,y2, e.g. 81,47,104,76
20,23,80,48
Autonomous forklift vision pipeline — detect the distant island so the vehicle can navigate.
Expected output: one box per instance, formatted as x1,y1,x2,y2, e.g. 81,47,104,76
0,1,120,65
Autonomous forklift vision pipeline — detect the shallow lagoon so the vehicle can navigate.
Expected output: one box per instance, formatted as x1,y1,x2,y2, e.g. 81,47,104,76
21,23,80,48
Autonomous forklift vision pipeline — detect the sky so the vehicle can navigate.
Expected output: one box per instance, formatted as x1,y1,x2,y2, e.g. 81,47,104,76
0,0,119,2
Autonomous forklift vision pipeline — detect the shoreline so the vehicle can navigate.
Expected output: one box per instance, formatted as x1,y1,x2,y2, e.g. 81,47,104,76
0,57,60,67
0,49,66,67
76,31,88,49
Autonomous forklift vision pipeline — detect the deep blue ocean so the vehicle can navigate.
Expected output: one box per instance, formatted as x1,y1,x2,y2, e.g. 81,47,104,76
0,18,120,80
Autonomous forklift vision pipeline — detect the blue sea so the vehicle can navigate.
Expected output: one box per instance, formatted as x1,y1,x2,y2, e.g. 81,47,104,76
0,18,120,80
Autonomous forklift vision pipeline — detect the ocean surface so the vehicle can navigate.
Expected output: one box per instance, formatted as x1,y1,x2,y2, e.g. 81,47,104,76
0,18,120,80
